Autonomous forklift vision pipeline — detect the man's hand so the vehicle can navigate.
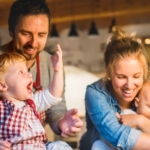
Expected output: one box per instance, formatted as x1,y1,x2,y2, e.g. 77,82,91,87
0,141,11,150
58,109,84,138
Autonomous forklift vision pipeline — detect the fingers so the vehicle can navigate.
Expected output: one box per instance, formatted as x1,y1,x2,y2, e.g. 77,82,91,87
0,141,11,150
116,112,123,124
51,44,63,71
116,112,121,119
75,120,84,128
51,44,62,58
68,108,78,116
61,132,69,138
61,129,74,138
68,109,83,126
70,126,81,133
56,44,61,51
62,121,83,137
60,109,83,138
52,44,62,61
56,44,62,56
118,117,122,124
61,127,77,137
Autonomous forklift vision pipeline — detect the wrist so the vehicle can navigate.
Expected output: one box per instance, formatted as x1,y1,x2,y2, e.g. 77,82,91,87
56,118,63,133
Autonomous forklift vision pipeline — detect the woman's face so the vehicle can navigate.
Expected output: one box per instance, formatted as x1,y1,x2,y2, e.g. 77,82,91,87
110,56,144,109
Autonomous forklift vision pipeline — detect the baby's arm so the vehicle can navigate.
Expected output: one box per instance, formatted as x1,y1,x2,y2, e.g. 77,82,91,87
32,44,63,112
33,88,62,112
49,44,63,98
134,115,150,134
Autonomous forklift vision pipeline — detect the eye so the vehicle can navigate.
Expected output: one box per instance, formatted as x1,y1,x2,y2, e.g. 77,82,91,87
134,75,140,78
133,73,142,79
19,70,23,74
21,32,30,36
117,76,125,79
39,33,46,37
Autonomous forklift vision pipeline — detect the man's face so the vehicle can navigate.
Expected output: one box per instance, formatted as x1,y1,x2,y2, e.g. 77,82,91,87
12,14,49,60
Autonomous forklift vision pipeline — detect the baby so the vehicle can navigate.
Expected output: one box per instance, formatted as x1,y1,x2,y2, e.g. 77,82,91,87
0,45,63,150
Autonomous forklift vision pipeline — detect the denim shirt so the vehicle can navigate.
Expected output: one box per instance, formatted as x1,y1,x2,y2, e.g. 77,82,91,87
79,78,141,150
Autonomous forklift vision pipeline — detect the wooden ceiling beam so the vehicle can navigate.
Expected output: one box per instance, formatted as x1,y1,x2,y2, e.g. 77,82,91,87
51,6,150,23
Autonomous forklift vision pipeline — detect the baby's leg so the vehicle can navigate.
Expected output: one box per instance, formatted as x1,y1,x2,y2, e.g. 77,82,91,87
46,140,73,150
92,140,117,150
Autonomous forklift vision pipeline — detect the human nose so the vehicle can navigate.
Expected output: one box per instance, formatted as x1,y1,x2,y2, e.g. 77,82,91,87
125,78,133,88
28,72,32,78
29,35,38,48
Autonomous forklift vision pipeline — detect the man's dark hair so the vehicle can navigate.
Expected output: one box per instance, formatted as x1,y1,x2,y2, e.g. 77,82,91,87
8,0,51,34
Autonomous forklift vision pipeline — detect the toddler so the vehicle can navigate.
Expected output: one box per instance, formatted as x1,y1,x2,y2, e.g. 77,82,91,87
0,45,65,150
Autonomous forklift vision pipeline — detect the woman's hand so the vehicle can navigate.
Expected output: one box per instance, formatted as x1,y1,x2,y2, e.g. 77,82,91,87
119,114,142,129
0,141,11,150
116,112,141,128
116,113,150,134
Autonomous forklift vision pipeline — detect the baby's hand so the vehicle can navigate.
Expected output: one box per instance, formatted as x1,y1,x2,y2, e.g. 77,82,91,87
51,44,63,72
0,140,11,150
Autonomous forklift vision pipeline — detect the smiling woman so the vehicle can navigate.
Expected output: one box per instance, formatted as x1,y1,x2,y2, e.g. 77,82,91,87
110,56,144,110
79,26,150,150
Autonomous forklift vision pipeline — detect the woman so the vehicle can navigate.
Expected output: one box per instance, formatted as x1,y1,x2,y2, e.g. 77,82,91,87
79,26,150,150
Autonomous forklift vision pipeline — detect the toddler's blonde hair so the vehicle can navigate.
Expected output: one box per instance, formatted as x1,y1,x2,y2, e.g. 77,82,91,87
0,52,26,79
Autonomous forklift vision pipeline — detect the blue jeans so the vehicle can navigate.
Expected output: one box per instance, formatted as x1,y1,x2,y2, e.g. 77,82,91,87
46,140,73,150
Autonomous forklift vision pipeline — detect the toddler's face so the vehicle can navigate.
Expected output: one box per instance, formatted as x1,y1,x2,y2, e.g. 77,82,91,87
3,62,33,101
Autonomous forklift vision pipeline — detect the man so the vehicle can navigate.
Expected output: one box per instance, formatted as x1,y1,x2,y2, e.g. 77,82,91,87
0,0,83,149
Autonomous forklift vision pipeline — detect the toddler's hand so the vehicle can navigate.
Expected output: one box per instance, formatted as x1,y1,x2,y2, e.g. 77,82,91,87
0,140,11,150
51,44,63,72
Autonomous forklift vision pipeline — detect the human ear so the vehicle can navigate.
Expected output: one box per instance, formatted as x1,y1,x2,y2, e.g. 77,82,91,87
0,81,8,92
134,97,139,108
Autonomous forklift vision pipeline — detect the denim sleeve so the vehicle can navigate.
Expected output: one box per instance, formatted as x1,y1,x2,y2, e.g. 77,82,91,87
85,85,141,150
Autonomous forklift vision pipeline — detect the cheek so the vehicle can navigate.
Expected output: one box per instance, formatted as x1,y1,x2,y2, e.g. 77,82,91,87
137,78,143,87
40,38,47,48
138,107,149,116
111,78,123,89
14,35,27,46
